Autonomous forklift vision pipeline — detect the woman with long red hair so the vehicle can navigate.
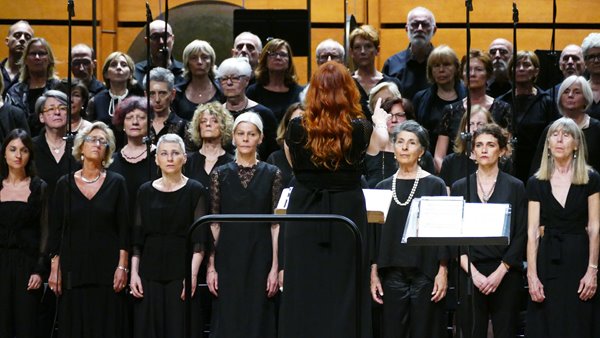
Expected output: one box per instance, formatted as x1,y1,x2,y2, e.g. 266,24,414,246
279,61,387,338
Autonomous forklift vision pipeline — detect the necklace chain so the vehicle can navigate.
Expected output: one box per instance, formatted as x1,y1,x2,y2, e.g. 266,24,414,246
476,170,497,203
391,167,421,206
80,171,103,184
122,147,147,160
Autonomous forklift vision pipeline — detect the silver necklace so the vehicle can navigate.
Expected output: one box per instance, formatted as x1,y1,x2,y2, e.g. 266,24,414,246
391,166,421,206
48,139,65,154
80,171,102,184
476,170,497,203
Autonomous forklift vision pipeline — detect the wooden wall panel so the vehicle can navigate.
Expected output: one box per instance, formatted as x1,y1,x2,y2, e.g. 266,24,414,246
379,0,600,24
3,2,93,20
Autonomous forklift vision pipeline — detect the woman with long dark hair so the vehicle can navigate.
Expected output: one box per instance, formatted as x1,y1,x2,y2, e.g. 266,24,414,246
0,129,48,338
279,61,387,338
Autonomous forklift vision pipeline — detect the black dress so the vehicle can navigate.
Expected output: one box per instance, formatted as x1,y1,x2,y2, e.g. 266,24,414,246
32,132,80,197
279,116,372,338
266,149,294,188
133,179,207,338
526,171,600,338
48,171,130,338
246,83,304,122
451,171,527,338
109,151,159,222
363,150,435,189
209,161,283,338
0,177,47,338
172,80,224,121
374,174,449,338
185,151,234,195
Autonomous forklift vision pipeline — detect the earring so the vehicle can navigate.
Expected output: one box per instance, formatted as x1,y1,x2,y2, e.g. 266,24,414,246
80,155,84,161
547,149,551,159
573,150,578,159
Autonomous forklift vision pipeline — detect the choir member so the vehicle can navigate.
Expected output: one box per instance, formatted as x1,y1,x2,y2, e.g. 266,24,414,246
266,102,304,187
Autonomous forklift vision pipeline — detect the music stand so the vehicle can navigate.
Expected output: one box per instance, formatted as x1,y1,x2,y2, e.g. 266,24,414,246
402,196,511,338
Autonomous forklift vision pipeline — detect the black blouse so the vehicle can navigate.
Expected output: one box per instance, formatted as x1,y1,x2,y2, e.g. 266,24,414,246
134,179,207,281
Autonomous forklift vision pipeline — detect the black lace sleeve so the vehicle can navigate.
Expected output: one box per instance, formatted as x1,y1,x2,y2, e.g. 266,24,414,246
209,170,221,216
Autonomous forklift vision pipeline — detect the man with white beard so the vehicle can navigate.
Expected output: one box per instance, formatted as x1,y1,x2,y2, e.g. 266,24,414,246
487,38,513,98
382,6,436,100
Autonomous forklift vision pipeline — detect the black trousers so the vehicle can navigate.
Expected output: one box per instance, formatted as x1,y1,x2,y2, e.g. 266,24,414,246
458,262,523,338
379,267,446,338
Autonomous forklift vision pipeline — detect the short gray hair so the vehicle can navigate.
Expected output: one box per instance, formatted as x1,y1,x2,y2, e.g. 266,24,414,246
217,57,252,78
582,33,600,57
156,133,186,156
391,120,429,152
35,90,68,116
557,75,593,115
182,40,216,80
145,67,175,91
316,39,345,59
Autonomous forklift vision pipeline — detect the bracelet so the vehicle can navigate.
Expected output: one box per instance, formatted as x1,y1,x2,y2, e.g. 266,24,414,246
589,264,598,270
501,261,510,271
374,124,387,129
117,265,129,273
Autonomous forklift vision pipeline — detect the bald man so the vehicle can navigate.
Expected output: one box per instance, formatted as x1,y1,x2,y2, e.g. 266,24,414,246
2,20,34,94
548,44,586,99
382,6,437,100
134,20,184,85
71,43,105,95
487,38,513,98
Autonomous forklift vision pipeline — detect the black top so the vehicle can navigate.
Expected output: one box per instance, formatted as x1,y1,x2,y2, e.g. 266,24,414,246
48,171,129,288
374,174,449,279
85,77,106,96
499,88,560,183
0,58,19,96
5,79,61,136
530,117,600,175
440,152,513,188
451,171,527,269
149,112,195,151
87,87,145,127
436,99,512,155
486,79,512,99
246,83,304,122
587,100,600,121
185,151,234,193
353,76,402,120
108,151,159,222
266,149,293,188
363,150,435,188
413,82,467,152
32,132,80,197
134,179,207,281
0,176,48,275
381,45,433,100
228,103,279,160
172,80,224,121
0,103,30,144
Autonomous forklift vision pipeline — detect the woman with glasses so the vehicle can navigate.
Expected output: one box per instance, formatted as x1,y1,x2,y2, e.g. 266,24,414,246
582,33,600,119
412,45,466,157
32,90,80,196
218,57,278,159
6,37,61,136
173,40,224,121
48,121,130,338
434,49,511,174
246,38,304,122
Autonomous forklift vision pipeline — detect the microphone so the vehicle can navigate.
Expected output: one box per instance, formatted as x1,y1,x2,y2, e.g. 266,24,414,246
512,2,519,23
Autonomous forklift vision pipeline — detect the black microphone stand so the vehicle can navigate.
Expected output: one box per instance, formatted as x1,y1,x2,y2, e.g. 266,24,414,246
511,3,519,166
51,2,76,337
550,0,558,109
162,0,169,69
458,1,475,337
144,3,154,179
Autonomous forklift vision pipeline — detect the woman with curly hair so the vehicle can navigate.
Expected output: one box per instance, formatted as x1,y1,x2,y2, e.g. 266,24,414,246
279,61,387,338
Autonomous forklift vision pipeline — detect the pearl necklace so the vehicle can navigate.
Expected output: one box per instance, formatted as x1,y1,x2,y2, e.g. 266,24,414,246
391,166,421,206
121,147,147,161
476,170,497,203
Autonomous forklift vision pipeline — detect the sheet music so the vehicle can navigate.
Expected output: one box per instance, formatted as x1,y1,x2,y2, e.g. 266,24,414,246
416,197,464,237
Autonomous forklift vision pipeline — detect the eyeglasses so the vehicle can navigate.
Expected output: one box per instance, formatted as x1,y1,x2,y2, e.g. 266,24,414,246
317,53,343,62
408,20,432,30
389,112,406,121
42,105,67,114
267,51,289,59
84,136,109,146
585,54,600,62
149,32,172,42
72,59,92,67
28,51,48,58
489,48,510,56
219,75,246,84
